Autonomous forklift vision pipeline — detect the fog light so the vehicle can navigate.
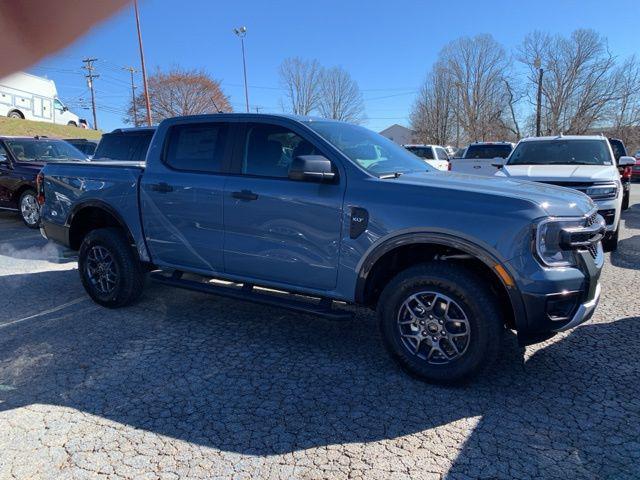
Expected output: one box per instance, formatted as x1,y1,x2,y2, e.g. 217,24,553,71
546,293,580,321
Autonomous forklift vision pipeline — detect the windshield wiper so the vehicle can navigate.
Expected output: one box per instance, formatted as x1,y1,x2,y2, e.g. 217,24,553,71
379,172,404,179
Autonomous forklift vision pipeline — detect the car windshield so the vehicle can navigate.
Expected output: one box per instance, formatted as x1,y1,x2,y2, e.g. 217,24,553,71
306,121,431,176
5,139,86,162
464,144,512,159
507,139,613,166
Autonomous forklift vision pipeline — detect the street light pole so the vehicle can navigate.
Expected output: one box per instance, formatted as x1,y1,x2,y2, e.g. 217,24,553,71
134,0,152,126
534,57,544,137
233,26,249,113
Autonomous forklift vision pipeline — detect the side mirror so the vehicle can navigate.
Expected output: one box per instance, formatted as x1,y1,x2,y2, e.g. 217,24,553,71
491,158,505,169
288,155,336,182
618,156,636,167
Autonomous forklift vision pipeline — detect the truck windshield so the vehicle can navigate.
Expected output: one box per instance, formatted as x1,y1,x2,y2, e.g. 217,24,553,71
306,121,431,176
5,139,86,162
508,140,613,166
464,144,512,159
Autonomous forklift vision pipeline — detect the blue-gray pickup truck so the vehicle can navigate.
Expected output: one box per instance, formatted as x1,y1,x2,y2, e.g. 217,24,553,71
38,114,606,383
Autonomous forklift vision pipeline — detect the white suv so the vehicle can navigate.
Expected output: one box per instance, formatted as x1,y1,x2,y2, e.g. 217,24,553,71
495,135,636,251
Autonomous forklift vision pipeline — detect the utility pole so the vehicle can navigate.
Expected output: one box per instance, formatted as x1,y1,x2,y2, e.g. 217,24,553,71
534,57,544,137
233,26,249,113
125,67,138,126
133,0,152,126
81,58,99,130
454,82,462,148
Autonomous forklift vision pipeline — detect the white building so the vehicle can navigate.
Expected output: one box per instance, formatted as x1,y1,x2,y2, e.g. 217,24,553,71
379,124,417,145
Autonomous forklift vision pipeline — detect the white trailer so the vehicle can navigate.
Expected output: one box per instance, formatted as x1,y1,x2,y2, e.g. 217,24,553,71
0,72,81,127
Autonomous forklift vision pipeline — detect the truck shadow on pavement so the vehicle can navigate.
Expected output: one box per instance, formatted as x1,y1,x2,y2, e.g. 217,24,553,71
611,204,640,270
0,269,638,478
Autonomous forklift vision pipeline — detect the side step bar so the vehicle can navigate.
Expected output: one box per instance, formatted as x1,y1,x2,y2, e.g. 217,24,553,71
150,271,354,321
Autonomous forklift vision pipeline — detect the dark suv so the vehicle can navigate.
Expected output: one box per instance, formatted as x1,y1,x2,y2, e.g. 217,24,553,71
92,127,156,162
0,136,86,227
608,138,632,210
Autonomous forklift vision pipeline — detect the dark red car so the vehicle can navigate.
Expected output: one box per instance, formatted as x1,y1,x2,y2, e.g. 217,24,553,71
0,136,86,227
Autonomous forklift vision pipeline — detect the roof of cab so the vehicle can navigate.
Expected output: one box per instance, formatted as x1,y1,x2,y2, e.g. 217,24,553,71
519,135,607,143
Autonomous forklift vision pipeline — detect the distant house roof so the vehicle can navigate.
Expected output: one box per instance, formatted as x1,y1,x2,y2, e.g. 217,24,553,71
379,124,415,136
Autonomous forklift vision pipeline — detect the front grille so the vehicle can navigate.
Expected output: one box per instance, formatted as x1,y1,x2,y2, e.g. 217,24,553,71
586,212,598,227
587,243,598,259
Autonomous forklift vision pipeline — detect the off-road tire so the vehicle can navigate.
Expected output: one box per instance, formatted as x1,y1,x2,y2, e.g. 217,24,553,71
78,227,144,308
378,262,503,385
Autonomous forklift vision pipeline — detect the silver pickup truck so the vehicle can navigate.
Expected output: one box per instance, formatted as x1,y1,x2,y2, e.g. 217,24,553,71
38,114,605,383
450,141,514,175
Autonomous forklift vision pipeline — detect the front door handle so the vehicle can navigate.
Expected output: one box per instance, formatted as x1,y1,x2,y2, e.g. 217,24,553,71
149,182,174,193
232,189,259,201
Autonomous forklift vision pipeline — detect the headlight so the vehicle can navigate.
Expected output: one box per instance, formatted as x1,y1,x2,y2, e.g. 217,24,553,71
535,217,585,267
584,182,618,200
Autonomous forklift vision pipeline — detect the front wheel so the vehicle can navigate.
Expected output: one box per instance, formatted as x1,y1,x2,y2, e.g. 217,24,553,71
67,121,77,127
378,263,503,384
602,228,619,253
622,191,630,211
19,189,40,228
78,228,145,308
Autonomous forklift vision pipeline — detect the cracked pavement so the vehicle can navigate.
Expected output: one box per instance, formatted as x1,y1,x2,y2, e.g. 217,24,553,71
0,190,639,479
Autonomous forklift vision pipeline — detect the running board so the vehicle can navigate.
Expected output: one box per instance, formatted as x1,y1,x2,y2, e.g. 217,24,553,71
149,271,354,321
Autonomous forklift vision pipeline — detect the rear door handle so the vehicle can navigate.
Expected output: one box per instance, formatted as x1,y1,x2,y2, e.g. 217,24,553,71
149,182,174,193
232,189,259,201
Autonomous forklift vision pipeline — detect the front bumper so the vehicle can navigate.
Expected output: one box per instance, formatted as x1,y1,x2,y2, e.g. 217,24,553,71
516,247,603,345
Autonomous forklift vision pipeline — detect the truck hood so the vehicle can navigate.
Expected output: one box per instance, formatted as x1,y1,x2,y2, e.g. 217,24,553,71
396,171,594,217
499,164,617,183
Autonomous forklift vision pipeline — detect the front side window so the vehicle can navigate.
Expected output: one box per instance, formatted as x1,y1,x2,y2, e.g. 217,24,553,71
242,124,318,178
54,99,64,111
165,123,228,172
307,121,431,176
0,144,7,162
5,139,85,162
508,140,613,166
405,146,434,159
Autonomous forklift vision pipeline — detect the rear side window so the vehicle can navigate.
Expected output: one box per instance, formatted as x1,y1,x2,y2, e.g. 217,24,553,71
435,147,449,160
406,146,434,159
242,123,317,178
165,123,228,172
94,132,153,161
608,139,626,160
464,144,512,159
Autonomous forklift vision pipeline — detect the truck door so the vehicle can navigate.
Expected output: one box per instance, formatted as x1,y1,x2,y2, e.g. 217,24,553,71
140,121,232,273
0,144,12,206
223,121,345,290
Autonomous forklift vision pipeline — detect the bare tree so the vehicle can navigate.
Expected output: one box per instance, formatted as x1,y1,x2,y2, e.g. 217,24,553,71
440,35,512,142
519,29,620,135
410,61,454,145
317,66,365,123
609,55,640,147
279,57,322,115
125,67,231,124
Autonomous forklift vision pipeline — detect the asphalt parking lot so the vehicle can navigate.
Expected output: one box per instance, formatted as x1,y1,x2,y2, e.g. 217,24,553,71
0,192,639,480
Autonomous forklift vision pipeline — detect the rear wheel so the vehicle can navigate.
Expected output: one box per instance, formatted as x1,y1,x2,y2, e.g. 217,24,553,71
8,110,23,119
378,263,503,384
19,189,40,228
78,228,145,308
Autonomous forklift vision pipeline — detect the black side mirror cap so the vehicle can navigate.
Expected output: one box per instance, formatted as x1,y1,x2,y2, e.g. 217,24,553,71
288,155,336,182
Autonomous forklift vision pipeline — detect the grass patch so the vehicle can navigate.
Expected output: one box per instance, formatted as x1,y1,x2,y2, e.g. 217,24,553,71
0,117,102,140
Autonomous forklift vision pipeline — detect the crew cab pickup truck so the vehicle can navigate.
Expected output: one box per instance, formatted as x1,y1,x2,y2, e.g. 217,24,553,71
39,114,606,383
449,141,514,175
495,135,636,252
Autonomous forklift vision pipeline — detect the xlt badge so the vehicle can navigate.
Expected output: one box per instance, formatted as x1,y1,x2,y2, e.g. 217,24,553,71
350,207,369,239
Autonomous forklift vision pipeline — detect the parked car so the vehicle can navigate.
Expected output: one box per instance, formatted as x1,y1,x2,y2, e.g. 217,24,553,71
403,144,450,171
0,136,86,227
633,150,640,181
64,138,98,157
495,135,635,251
608,137,632,210
39,114,605,384
0,72,82,126
450,141,514,175
92,127,155,162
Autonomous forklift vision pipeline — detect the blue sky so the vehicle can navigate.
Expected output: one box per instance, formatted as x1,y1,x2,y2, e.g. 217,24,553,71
31,0,640,132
